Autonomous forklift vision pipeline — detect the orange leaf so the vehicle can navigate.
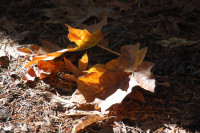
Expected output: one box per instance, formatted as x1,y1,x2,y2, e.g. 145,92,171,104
22,67,37,81
25,25,104,67
24,49,69,67
27,67,37,77
78,52,88,71
76,68,130,102
25,56,47,68
66,25,105,51
73,44,155,112
35,60,63,79
37,60,62,73
17,47,32,54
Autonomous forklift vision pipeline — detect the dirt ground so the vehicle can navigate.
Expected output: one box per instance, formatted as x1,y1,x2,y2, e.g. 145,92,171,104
0,0,200,132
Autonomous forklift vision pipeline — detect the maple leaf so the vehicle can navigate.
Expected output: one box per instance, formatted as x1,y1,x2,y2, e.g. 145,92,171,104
72,44,155,112
70,114,106,133
23,60,63,80
78,52,88,72
63,52,89,77
37,60,63,79
25,25,104,67
105,43,148,72
133,61,155,92
64,57,79,75
66,25,104,50
77,68,130,102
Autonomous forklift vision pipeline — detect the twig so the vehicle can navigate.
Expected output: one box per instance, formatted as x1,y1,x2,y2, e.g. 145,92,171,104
97,44,120,56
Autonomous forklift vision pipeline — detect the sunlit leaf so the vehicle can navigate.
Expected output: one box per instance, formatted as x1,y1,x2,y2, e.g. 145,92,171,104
78,52,88,72
66,25,105,51
25,25,105,67
73,44,155,112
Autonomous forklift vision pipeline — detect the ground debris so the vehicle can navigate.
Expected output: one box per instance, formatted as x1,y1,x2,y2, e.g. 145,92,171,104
0,0,199,132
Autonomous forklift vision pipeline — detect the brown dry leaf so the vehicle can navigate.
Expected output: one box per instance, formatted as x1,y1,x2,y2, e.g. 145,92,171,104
73,44,155,112
78,52,88,72
70,114,106,133
133,61,155,92
156,37,198,48
25,25,105,67
96,73,139,112
104,59,120,70
0,56,9,68
70,89,87,105
104,44,147,72
62,74,77,83
64,57,78,75
117,44,148,72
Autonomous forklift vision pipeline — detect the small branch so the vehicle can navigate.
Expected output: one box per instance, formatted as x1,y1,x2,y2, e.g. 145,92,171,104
97,44,120,56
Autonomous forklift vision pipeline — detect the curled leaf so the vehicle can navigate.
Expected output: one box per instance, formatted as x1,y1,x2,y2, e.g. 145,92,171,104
25,25,105,67
64,57,78,75
78,52,88,72
66,25,105,51
24,60,63,80
74,44,155,112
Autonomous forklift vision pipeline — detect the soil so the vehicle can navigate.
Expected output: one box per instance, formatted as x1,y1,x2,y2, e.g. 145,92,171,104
0,0,200,132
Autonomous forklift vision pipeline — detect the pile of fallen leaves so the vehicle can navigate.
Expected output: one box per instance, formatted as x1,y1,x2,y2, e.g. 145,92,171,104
2,0,199,132
19,23,155,132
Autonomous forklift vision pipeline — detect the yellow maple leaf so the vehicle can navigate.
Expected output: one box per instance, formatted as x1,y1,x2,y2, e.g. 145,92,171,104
25,25,104,67
66,25,104,51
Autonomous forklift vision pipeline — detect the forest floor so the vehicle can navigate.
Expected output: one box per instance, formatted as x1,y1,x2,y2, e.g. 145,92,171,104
0,0,200,132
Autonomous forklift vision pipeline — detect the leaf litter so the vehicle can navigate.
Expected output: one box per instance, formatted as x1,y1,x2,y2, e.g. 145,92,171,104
0,0,200,132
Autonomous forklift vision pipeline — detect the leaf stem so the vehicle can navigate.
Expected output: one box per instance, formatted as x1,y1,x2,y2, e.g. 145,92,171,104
97,44,120,56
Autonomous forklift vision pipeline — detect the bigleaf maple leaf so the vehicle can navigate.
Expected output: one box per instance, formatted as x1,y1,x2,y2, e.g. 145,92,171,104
25,25,104,67
72,44,155,112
